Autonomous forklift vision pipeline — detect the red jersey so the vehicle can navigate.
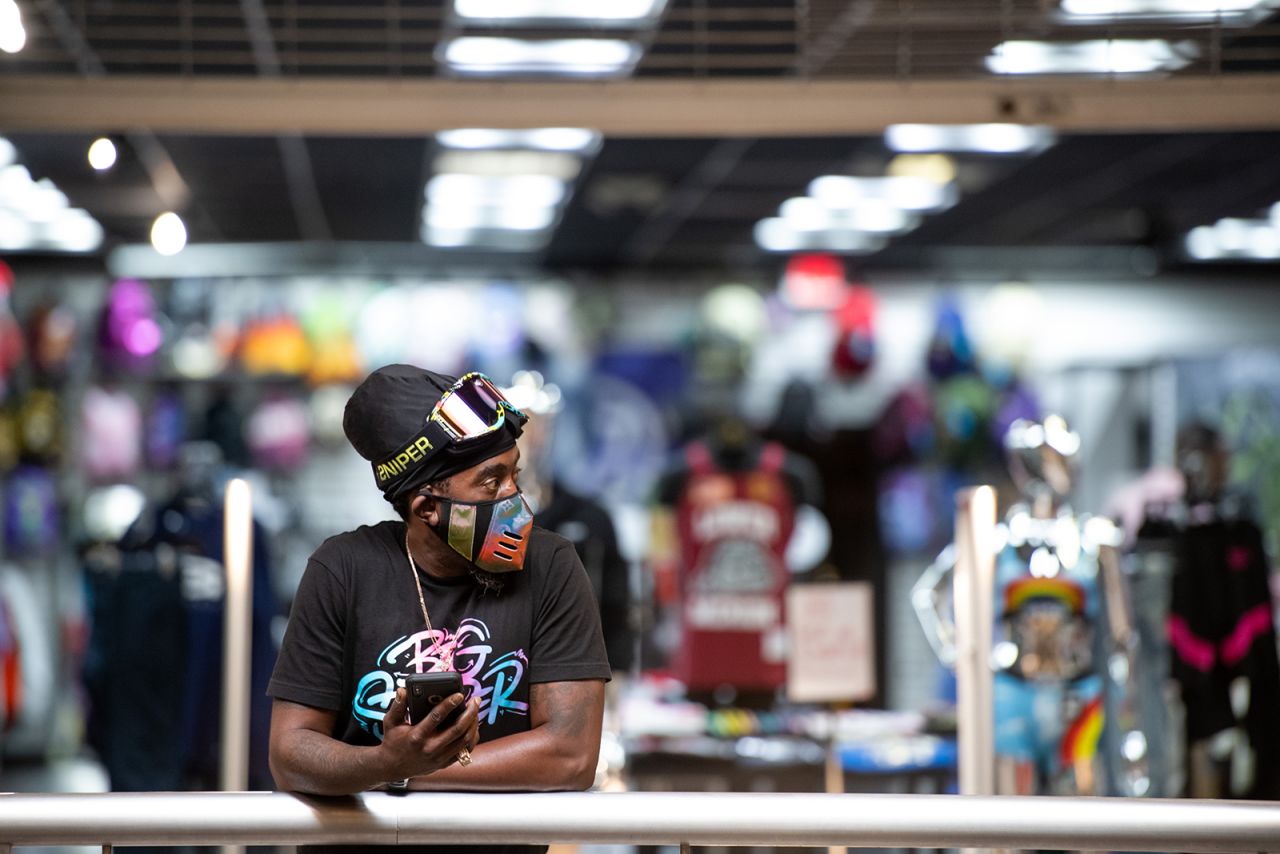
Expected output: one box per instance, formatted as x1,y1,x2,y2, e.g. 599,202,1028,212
672,441,797,692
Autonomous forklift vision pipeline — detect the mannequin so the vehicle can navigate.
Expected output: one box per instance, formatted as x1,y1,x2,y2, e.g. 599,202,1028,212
914,415,1148,796
1170,423,1280,799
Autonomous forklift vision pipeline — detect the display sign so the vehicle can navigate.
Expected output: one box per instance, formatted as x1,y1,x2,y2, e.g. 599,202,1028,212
786,582,876,702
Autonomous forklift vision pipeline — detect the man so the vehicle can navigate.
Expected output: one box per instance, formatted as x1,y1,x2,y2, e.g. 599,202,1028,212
268,364,611,852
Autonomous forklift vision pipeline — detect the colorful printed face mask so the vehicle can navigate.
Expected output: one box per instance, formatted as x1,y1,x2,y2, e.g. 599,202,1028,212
430,491,534,573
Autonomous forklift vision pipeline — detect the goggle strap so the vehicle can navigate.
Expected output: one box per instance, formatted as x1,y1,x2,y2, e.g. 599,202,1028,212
371,420,451,489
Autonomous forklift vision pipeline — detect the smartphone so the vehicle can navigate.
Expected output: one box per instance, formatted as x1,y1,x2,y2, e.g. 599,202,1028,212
404,671,466,726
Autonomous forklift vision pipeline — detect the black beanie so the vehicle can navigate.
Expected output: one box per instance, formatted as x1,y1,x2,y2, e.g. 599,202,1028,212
343,364,522,502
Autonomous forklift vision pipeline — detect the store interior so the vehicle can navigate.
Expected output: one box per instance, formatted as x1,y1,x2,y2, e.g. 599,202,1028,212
2,1,1280,852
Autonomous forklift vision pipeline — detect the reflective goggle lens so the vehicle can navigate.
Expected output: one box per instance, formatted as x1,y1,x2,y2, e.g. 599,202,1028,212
430,373,524,441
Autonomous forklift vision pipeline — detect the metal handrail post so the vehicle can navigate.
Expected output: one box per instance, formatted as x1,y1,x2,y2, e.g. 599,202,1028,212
220,479,254,854
953,485,997,798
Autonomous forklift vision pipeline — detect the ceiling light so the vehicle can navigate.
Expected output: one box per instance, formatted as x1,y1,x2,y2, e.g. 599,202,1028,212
88,138,118,172
440,37,642,78
23,179,68,222
886,123,1056,154
424,225,478,248
1182,224,1213,257
808,175,955,214
151,212,187,256
986,39,1197,74
887,154,958,185
0,209,33,250
837,201,919,233
426,173,566,208
425,203,557,232
1059,0,1273,24
45,207,104,252
779,195,919,234
454,0,667,25
0,163,33,204
1184,207,1280,261
435,128,602,153
1248,225,1280,258
779,196,832,231
754,218,888,254
1185,225,1220,259
422,222,550,251
433,149,583,181
0,0,25,54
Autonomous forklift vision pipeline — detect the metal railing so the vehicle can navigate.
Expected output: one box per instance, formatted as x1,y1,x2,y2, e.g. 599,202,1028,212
1,791,1278,851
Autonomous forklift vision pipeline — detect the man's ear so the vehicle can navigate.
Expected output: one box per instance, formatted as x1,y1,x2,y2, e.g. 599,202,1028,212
411,492,442,527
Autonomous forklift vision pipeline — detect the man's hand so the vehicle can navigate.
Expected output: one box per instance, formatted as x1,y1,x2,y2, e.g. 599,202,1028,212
379,689,481,781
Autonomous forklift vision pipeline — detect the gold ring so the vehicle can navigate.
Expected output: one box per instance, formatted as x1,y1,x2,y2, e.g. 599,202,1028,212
457,748,472,767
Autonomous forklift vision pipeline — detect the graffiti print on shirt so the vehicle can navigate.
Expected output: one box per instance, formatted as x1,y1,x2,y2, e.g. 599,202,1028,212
353,617,529,740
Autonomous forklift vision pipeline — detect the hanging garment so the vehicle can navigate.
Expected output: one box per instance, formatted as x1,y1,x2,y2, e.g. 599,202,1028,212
1170,516,1280,798
666,440,799,693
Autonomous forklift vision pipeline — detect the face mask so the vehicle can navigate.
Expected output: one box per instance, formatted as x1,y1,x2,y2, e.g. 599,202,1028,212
430,491,534,573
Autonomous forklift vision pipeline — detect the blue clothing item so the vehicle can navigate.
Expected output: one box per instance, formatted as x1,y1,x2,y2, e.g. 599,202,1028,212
154,494,278,791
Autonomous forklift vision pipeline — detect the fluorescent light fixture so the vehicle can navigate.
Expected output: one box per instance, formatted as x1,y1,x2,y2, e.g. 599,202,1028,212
425,203,558,232
440,37,641,77
151,211,187,256
0,146,107,253
0,163,33,204
23,179,69,222
424,225,478,248
45,207,104,252
88,138,118,172
1184,207,1280,261
1059,0,1275,24
779,196,918,234
433,149,583,181
0,0,25,54
754,218,888,254
454,0,667,25
427,173,567,208
422,222,551,251
0,209,33,250
808,175,956,214
436,128,602,153
886,123,1056,154
986,39,1197,74
887,153,959,186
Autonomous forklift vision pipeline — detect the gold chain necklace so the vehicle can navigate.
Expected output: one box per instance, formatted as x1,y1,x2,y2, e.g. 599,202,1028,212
401,527,472,767
405,529,433,634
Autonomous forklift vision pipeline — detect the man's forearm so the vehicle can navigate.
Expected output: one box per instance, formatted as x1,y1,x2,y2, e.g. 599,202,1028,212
271,728,395,796
409,726,597,792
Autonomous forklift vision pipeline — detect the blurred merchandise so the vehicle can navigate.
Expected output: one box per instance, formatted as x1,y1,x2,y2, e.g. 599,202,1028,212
830,285,877,379
3,464,58,557
98,279,163,372
246,394,311,471
239,313,311,377
80,385,142,482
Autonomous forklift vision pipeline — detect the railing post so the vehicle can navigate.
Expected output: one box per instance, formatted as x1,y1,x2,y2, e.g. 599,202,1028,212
221,478,254,854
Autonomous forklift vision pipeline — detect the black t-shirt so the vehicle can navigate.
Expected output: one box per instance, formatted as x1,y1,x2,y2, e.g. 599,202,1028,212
269,519,611,853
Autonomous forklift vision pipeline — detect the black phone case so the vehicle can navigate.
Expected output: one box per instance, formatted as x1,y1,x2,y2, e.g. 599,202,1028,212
405,671,465,725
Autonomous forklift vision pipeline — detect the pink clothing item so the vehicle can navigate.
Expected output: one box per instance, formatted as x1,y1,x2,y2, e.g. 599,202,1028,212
1220,603,1275,666
1168,613,1216,673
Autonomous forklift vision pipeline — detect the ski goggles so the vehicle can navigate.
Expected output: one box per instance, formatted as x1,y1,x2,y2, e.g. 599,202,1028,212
373,372,527,493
